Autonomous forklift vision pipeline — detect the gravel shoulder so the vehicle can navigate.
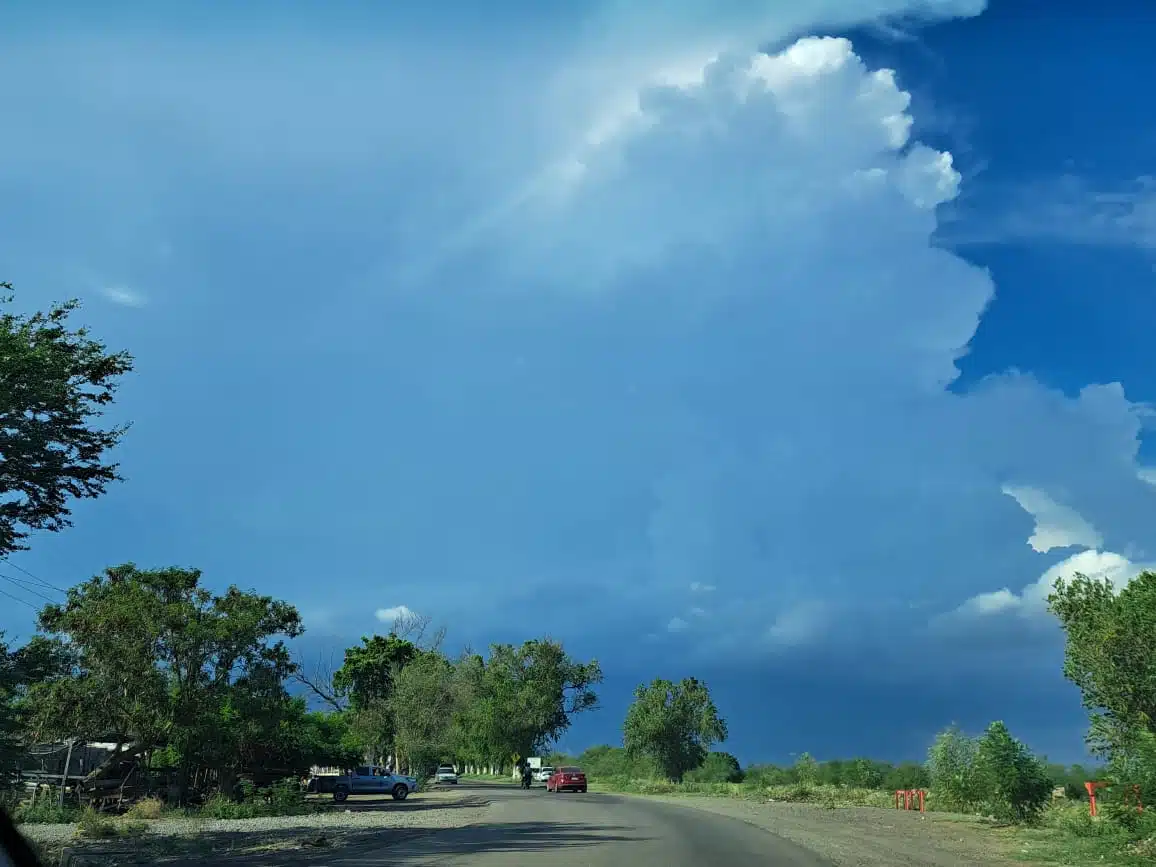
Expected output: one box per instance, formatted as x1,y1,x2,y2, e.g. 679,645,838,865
18,787,491,865
632,794,1021,867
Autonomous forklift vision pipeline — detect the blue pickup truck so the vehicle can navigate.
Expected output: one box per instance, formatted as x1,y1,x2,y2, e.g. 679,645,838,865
329,766,419,802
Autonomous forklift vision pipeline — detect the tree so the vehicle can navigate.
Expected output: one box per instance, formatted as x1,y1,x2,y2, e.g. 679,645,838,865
24,564,303,798
623,677,728,782
685,751,743,783
0,287,133,556
388,651,460,776
1047,571,1156,751
972,721,1052,823
927,725,982,811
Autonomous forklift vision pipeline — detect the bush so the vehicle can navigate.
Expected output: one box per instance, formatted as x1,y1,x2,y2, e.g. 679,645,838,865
75,809,146,839
685,752,743,784
973,721,1053,824
13,798,79,825
126,797,165,820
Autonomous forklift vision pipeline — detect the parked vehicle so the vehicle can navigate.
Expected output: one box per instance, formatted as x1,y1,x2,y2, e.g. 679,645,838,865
434,766,459,785
533,765,554,784
328,766,418,802
546,766,587,793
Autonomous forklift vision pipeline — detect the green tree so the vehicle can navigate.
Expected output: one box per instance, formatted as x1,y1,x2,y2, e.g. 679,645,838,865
685,751,743,783
927,725,982,811
1048,571,1156,751
333,634,421,711
623,677,728,782
843,757,885,789
972,721,1052,823
882,761,930,791
0,287,133,556
388,651,460,776
24,564,303,798
794,752,819,785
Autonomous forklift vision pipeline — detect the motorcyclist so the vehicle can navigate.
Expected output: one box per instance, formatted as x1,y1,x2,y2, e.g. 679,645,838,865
520,761,533,789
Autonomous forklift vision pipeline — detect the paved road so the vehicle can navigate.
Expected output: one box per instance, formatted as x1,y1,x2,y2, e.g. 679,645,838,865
309,782,833,866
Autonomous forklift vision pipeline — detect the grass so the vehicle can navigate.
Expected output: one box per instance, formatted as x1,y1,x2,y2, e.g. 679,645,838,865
994,802,1156,866
11,780,323,825
588,776,896,808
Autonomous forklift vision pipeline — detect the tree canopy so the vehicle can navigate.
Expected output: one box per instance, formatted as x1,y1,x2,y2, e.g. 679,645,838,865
1047,570,1156,750
0,287,133,556
623,677,728,782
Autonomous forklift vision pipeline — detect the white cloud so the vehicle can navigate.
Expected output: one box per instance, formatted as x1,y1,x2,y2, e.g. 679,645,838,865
941,174,1156,251
375,605,416,624
1140,467,1156,487
953,549,1149,619
765,602,828,648
8,0,1156,674
689,607,708,617
667,617,689,633
1001,485,1102,553
100,285,146,307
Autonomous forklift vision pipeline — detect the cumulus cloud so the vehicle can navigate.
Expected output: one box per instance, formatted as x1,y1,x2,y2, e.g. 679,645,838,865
100,286,147,307
1001,485,1102,553
667,617,689,633
952,549,1149,619
6,0,1156,682
375,605,416,624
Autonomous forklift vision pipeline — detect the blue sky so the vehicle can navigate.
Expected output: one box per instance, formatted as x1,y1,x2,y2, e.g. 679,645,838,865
2,0,1155,766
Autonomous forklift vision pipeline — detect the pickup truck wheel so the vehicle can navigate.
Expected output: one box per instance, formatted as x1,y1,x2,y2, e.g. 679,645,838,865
333,788,349,803
391,784,409,801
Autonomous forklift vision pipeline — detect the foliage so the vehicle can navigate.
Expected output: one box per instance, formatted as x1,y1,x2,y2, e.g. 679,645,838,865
623,677,728,782
794,752,819,785
972,721,1053,823
0,286,133,556
22,564,304,795
1047,571,1156,745
927,724,983,811
685,751,743,783
927,722,1052,823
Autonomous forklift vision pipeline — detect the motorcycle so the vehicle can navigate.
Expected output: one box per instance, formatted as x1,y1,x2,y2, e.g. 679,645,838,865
521,771,533,790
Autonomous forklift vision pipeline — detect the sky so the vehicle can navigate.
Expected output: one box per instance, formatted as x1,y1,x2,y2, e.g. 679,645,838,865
2,0,1155,766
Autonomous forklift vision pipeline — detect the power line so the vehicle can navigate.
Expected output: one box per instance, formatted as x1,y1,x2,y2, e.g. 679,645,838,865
0,572,56,603
0,584,38,610
0,558,66,594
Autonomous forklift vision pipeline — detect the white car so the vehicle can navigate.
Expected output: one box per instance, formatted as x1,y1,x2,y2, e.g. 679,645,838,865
533,766,554,784
435,766,459,784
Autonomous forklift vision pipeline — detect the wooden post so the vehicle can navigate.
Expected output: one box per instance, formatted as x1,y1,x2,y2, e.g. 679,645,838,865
59,739,76,808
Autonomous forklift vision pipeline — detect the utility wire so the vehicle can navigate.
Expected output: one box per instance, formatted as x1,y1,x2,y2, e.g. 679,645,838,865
0,584,38,610
0,572,57,603
0,558,66,594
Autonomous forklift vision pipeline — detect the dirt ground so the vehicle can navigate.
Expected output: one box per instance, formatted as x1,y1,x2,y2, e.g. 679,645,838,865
646,795,1022,867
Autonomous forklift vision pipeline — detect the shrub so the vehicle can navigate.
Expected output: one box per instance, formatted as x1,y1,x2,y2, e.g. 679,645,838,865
972,721,1053,824
13,798,79,825
75,809,146,839
927,725,982,811
126,797,166,820
685,752,743,784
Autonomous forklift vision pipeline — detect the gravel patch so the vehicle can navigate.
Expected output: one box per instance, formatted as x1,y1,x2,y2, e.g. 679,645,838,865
638,795,1020,867
18,789,491,865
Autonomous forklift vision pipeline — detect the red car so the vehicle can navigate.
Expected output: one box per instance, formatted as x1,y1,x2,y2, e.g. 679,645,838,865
546,766,587,793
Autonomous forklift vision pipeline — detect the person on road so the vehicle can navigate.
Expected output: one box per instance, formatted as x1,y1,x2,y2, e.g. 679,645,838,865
520,762,533,789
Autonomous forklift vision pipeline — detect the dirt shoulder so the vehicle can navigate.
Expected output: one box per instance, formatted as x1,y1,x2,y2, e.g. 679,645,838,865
19,787,492,865
633,794,1021,867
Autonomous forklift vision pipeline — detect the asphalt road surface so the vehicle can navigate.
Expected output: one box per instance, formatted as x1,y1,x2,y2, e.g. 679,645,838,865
300,781,833,866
